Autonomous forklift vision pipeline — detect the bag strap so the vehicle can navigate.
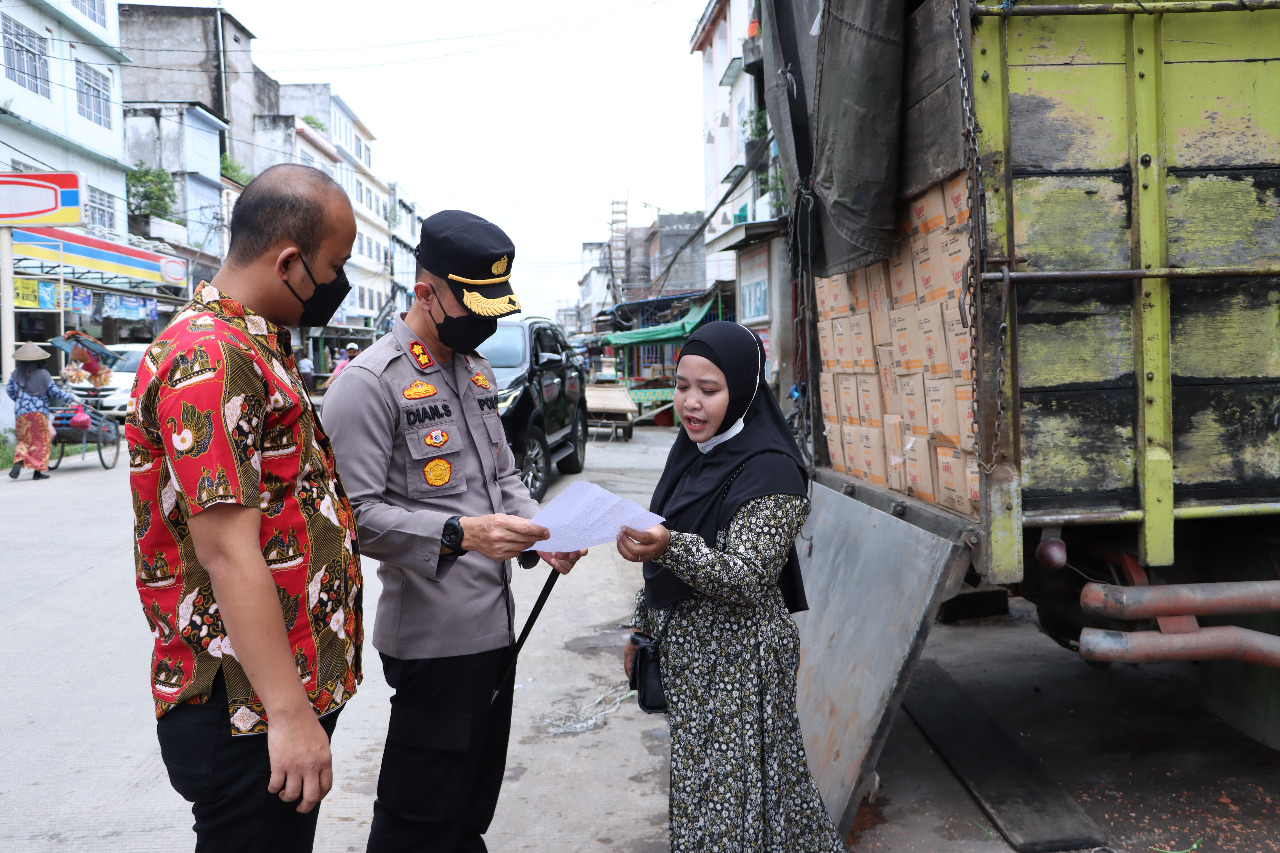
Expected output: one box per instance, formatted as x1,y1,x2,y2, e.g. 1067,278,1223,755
491,565,559,704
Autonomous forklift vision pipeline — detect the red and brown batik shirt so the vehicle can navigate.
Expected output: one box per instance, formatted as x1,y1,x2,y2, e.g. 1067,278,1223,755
127,283,362,735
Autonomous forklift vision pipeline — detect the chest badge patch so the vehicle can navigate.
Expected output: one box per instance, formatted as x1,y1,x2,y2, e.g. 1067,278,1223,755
470,372,491,390
423,428,449,448
423,458,452,486
409,341,434,371
403,380,437,400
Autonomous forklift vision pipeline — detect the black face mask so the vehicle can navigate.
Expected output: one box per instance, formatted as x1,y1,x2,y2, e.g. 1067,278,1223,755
289,256,351,328
430,288,497,354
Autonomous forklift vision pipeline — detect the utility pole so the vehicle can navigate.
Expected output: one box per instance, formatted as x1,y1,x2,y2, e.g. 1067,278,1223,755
609,199,627,305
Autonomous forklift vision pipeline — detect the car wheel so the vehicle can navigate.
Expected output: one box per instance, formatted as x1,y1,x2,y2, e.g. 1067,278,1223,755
520,426,551,501
556,407,587,474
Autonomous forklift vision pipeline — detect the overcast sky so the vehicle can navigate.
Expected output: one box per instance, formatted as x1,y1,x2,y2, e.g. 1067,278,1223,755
142,0,710,318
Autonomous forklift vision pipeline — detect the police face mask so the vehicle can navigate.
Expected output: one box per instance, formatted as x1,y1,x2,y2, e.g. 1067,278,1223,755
290,256,351,328
431,286,497,354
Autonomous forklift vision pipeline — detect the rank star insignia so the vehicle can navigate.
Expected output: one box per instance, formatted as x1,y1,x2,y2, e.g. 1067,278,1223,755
423,428,449,447
409,341,434,370
424,458,452,486
471,372,491,390
402,381,438,400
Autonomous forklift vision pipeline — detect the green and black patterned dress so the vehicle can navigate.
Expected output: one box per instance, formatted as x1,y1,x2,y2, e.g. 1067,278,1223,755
633,493,846,853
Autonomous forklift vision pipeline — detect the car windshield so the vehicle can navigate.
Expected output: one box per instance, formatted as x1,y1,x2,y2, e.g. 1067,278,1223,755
480,325,525,368
111,349,146,372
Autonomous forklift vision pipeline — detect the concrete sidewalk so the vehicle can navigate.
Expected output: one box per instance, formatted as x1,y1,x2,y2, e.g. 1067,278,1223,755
1,426,679,852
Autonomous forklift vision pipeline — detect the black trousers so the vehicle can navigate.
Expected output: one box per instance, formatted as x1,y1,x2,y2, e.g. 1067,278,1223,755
366,647,515,853
156,670,342,853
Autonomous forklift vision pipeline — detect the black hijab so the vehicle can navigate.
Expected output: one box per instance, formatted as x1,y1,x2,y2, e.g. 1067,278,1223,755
644,321,809,613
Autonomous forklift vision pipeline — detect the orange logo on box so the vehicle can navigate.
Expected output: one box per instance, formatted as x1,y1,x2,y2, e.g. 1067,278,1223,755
423,429,449,448
409,341,434,370
470,372,491,389
423,458,452,486
402,381,437,400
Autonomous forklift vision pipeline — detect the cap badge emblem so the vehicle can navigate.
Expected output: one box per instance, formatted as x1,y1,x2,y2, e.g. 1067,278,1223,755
491,255,509,276
424,458,452,486
424,429,449,448
471,372,491,390
402,381,437,400
409,341,434,370
461,289,522,317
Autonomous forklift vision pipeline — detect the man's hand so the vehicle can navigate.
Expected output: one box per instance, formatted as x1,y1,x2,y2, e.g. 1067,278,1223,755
536,548,588,575
460,514,550,562
266,712,333,813
616,524,671,563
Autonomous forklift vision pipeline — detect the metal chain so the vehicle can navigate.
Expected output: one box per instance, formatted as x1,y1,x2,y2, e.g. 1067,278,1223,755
951,0,1006,475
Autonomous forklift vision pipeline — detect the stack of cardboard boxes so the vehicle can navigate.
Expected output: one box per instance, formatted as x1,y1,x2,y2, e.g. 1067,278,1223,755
815,171,980,518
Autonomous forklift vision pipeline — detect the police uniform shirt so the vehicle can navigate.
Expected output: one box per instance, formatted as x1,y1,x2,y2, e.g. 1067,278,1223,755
323,317,539,659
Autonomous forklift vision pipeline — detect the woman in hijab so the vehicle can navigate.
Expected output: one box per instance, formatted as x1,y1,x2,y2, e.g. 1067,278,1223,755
616,321,844,852
6,342,80,480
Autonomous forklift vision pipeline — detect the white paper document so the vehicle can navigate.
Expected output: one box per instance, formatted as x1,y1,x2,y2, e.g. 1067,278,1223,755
530,481,664,552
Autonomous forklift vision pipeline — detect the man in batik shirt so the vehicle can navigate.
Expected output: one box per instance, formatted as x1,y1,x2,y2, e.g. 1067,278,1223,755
127,164,361,852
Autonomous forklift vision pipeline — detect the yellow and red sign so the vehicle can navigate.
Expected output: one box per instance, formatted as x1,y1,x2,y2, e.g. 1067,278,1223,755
470,372,491,389
0,172,83,226
423,429,449,448
424,458,452,486
409,341,434,370
402,381,437,400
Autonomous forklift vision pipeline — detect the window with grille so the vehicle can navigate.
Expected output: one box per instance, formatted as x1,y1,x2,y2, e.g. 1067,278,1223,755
300,150,315,168
3,15,50,98
76,61,111,128
86,186,115,232
72,0,106,27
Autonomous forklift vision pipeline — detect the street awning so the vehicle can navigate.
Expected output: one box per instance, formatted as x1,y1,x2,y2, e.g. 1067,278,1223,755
13,226,187,287
600,298,713,346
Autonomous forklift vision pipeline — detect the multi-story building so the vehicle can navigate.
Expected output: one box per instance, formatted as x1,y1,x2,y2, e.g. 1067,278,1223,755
577,241,614,333
388,182,424,319
690,0,794,392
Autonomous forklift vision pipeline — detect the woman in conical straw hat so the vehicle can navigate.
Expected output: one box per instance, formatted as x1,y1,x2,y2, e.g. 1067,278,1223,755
6,342,80,480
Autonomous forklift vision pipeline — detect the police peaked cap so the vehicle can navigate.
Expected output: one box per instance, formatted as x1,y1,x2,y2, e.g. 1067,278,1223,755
415,210,521,318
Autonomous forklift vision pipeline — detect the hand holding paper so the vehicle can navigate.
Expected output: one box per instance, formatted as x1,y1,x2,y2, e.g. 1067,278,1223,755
530,481,664,552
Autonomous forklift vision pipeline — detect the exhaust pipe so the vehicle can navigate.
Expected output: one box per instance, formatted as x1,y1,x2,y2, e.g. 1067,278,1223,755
1081,625,1280,667
1080,580,1280,620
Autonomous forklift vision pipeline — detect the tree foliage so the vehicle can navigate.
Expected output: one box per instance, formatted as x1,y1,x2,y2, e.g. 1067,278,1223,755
126,161,178,220
301,114,328,133
220,153,254,186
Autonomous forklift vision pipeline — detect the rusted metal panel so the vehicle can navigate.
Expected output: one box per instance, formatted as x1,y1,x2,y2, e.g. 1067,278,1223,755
977,1,1280,16
1009,66,1129,171
1012,174,1132,271
1162,9,1280,62
1167,171,1280,269
1164,63,1280,169
1016,283,1134,389
1020,390,1138,507
1171,279,1280,382
1005,11,1126,65
794,483,969,834
1171,382,1280,495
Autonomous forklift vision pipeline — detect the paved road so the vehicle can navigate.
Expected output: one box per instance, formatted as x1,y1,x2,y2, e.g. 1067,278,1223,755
1,426,678,852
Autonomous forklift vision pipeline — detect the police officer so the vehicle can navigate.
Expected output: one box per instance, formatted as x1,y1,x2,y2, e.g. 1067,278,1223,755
324,210,585,853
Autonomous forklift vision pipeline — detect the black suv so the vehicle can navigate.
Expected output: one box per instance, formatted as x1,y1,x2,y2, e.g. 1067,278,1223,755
482,317,588,500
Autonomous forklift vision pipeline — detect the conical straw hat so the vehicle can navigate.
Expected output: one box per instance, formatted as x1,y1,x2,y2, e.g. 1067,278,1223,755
13,342,50,361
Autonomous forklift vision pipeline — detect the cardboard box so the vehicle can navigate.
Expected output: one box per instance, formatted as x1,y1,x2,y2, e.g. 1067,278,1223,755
841,424,862,479
934,226,970,304
944,172,970,226
815,275,832,320
955,380,976,452
825,426,846,474
831,315,856,372
966,452,981,507
837,373,861,427
849,268,871,315
909,184,947,234
926,377,962,447
936,444,977,517
857,427,888,486
942,298,974,382
889,305,925,375
900,373,930,437
819,372,838,425
828,272,852,318
867,261,894,346
856,373,884,429
903,435,937,503
849,312,876,373
876,345,903,416
917,301,951,379
918,229,956,304
912,233,942,306
817,319,836,371
884,414,907,492
889,241,918,309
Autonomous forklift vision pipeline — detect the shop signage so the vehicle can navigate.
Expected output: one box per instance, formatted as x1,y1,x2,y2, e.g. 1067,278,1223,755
0,172,83,226
739,245,770,322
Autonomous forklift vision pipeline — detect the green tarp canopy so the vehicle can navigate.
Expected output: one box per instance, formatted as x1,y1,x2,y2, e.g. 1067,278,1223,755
599,298,714,346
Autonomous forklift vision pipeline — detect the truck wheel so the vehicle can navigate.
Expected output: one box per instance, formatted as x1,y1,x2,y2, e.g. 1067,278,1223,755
557,407,587,474
520,426,551,501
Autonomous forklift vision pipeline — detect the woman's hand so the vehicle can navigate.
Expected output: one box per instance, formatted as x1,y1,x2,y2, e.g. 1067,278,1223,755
616,524,671,563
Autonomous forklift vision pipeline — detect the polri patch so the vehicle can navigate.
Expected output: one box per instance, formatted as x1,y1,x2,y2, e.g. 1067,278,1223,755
470,372,491,390
423,428,449,448
408,340,434,371
423,458,452,486
402,380,437,400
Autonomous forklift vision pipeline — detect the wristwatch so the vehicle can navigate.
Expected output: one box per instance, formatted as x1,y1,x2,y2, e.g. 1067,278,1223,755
441,515,468,556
